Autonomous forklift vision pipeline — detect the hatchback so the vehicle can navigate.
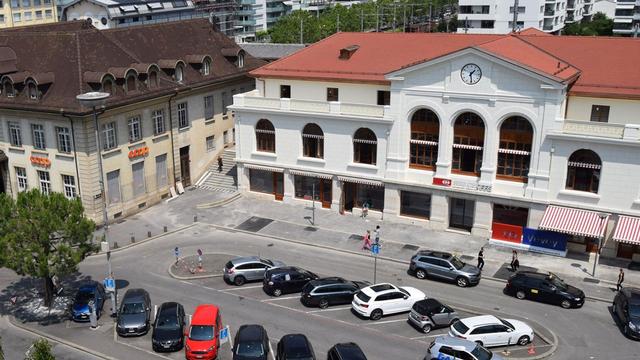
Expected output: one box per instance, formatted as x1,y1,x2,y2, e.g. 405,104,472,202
71,281,105,322
185,304,221,360
505,271,585,309
224,256,285,286
301,277,369,309
409,250,481,287
408,298,459,333
233,324,270,360
426,335,503,360
351,283,426,320
327,342,367,360
116,288,151,336
448,315,533,348
276,333,315,360
613,287,640,339
152,302,185,352
263,267,319,297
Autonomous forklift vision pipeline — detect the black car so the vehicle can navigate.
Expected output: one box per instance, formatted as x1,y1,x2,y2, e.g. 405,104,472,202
613,287,640,339
116,288,152,336
505,271,585,309
276,334,316,360
263,267,319,297
327,343,367,360
301,277,369,309
151,302,185,352
233,324,270,360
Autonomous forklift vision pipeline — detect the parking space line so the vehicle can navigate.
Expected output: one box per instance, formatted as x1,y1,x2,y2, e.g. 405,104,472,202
410,334,441,340
364,318,408,326
268,340,275,360
179,280,192,285
113,331,173,360
222,285,264,291
261,296,300,302
306,306,352,313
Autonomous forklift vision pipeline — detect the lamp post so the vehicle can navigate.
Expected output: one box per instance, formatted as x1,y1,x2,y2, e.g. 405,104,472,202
76,92,113,314
593,212,609,277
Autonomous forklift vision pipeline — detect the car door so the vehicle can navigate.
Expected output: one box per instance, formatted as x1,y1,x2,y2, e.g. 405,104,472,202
469,325,494,346
439,259,456,281
525,278,543,302
340,284,358,304
430,304,447,326
490,324,512,346
538,281,559,305
389,291,410,313
247,262,265,281
291,272,308,292
432,259,451,279
422,258,444,278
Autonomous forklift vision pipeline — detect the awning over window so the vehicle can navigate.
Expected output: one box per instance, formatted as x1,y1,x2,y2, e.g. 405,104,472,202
539,205,609,238
337,176,383,187
243,163,283,173
453,143,482,150
613,215,640,245
289,170,332,180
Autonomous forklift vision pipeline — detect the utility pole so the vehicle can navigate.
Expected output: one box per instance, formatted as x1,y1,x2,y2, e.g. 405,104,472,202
512,0,520,32
429,1,433,32
337,13,340,32
393,4,396,31
300,17,303,44
403,5,406,32
361,8,364,32
376,6,379,32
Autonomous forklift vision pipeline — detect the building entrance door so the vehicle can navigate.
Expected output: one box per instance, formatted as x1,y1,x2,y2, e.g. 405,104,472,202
180,146,191,187
273,172,284,201
343,182,356,212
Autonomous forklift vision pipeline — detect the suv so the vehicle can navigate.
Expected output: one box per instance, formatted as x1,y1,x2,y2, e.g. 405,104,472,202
327,343,367,360
224,256,285,286
426,335,503,360
117,288,152,336
301,277,369,309
263,267,318,297
505,271,584,309
408,298,459,334
409,250,481,287
613,287,640,339
351,283,425,320
185,304,221,360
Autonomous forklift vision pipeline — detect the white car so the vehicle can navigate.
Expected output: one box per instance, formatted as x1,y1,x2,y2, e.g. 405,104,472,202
351,283,426,320
448,315,534,348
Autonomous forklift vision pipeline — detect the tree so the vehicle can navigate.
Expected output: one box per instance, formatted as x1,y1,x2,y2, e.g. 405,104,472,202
0,190,96,307
26,338,55,360
563,12,613,36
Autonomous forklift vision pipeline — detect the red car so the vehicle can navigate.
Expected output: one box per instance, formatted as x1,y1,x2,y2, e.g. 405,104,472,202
185,304,221,360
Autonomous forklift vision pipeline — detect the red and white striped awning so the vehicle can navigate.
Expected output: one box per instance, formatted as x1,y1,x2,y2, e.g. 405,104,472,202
613,215,640,245
453,143,482,151
410,139,439,146
539,205,609,238
289,169,333,180
337,176,384,187
498,148,530,156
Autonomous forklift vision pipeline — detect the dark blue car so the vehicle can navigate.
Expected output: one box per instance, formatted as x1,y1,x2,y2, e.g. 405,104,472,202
71,282,105,322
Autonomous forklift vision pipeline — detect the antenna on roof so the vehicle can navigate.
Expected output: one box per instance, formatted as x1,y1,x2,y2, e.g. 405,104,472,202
512,0,520,33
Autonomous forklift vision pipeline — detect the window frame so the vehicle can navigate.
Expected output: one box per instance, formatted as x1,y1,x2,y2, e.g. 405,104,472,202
62,174,77,199
451,112,485,176
565,150,601,193
302,123,324,159
152,109,165,135
203,59,211,75
102,122,117,150
177,102,189,129
56,126,72,153
590,105,610,123
204,95,214,120
353,128,377,165
8,121,22,147
280,85,291,99
326,87,339,102
31,123,46,150
15,167,28,192
206,135,215,152
37,170,51,195
409,109,439,170
255,119,276,153
127,115,142,142
377,90,390,106
175,64,184,83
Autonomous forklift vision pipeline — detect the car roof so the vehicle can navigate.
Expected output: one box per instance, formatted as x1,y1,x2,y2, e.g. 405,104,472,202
310,277,346,286
413,298,444,313
267,266,301,274
281,333,310,350
122,288,148,302
158,302,181,314
361,283,400,297
230,256,262,264
434,335,478,350
191,304,219,325
332,342,366,359
459,315,501,327
623,287,640,303
416,250,452,259
78,282,100,292
237,324,265,342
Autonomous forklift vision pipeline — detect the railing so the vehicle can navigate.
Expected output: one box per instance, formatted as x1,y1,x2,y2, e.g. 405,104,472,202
562,120,625,139
290,99,331,113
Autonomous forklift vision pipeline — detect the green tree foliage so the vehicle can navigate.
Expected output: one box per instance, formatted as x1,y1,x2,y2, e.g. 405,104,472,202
0,190,96,307
563,12,613,36
26,338,55,360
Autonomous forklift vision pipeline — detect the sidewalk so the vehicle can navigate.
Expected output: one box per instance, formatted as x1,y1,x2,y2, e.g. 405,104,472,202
103,189,638,301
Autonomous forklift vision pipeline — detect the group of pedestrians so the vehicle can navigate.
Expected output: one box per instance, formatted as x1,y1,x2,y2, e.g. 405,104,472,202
361,225,381,251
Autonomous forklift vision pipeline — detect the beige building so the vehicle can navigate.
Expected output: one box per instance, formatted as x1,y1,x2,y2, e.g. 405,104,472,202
1,0,58,28
0,19,263,224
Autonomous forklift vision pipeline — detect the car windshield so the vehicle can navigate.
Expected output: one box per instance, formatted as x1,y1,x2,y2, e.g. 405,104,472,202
629,304,640,317
236,341,264,356
399,288,409,296
471,344,493,360
356,291,371,303
499,318,514,330
189,325,214,341
452,320,469,334
121,302,145,314
75,291,93,304
156,315,178,329
548,276,568,291
450,257,465,270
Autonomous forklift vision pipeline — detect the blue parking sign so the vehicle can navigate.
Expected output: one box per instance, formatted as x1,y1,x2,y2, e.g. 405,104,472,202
103,277,115,293
371,244,380,256
219,325,230,344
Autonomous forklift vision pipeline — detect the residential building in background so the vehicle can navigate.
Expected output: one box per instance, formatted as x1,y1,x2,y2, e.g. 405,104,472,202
613,0,640,36
1,0,58,28
0,19,263,224
239,43,305,62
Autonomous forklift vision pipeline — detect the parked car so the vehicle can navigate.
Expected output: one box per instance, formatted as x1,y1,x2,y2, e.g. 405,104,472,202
448,315,533,348
71,281,105,322
185,304,222,360
425,335,503,360
301,277,370,309
152,302,185,352
263,266,319,297
351,283,426,320
276,333,316,360
613,287,640,339
409,250,481,287
408,298,459,333
224,256,286,286
327,342,367,360
233,324,270,360
116,288,151,336
505,271,585,309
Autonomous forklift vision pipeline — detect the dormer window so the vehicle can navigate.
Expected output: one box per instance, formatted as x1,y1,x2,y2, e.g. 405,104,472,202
238,53,244,68
102,77,114,94
126,74,137,92
3,80,15,97
27,82,38,100
175,64,184,83
148,70,158,88
203,58,211,76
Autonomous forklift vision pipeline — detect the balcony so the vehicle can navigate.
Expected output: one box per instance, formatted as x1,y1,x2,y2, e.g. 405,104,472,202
544,9,555,16
562,120,625,139
239,0,256,4
236,19,256,26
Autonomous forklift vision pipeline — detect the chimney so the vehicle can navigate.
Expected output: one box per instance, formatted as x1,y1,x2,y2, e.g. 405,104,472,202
339,45,360,60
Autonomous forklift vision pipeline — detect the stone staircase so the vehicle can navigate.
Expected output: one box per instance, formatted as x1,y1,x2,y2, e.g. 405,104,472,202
196,148,238,193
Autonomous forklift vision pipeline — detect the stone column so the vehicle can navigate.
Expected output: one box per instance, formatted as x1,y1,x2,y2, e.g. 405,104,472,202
472,197,492,238
283,170,294,203
331,177,342,212
430,193,449,231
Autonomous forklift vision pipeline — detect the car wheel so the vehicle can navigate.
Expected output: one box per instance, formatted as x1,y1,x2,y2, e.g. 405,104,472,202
456,277,469,287
422,324,432,334
475,341,483,347
517,335,531,346
319,298,329,309
272,288,283,297
370,309,383,321
561,299,572,309
416,269,427,279
516,290,526,300
234,276,246,286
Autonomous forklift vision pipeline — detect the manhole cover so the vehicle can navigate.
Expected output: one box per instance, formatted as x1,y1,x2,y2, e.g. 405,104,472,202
267,243,274,247
235,217,273,232
402,244,420,251
304,227,318,232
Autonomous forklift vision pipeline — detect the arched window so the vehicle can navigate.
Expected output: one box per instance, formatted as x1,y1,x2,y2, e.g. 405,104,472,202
566,149,601,193
238,53,245,68
353,128,377,165
3,80,15,97
452,112,485,176
256,119,275,153
410,109,439,170
27,82,38,100
148,70,158,88
126,74,137,92
497,116,533,182
302,123,324,158
175,64,184,83
203,58,211,76
102,77,114,94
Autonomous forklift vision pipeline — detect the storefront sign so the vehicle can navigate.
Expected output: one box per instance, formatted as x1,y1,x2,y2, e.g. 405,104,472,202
128,146,149,159
30,155,51,167
492,222,523,244
432,177,452,187
522,228,568,252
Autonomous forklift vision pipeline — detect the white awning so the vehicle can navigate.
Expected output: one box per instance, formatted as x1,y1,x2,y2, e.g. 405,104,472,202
353,139,377,144
410,139,438,146
498,148,530,155
302,134,324,139
289,170,333,180
244,163,283,173
119,5,138,12
255,129,275,134
568,161,601,170
337,176,384,187
453,143,482,150
147,3,164,9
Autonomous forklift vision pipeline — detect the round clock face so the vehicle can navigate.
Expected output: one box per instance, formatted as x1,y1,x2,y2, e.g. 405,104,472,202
461,63,482,85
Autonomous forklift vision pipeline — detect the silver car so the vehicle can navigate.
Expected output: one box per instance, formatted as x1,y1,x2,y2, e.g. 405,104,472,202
426,335,503,360
223,256,285,286
409,250,481,287
408,298,459,333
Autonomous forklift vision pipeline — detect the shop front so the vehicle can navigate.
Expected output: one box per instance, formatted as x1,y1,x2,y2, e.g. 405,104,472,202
491,204,529,244
338,176,384,213
291,171,332,209
449,197,475,231
248,166,284,200
538,205,609,254
612,215,640,260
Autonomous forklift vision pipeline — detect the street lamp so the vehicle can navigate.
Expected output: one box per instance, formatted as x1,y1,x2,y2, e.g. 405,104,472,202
592,212,609,277
76,92,115,315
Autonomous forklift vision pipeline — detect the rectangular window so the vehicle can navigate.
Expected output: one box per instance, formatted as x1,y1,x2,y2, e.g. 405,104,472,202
132,161,146,197
106,170,121,204
590,105,610,123
127,116,142,142
206,135,215,151
327,88,339,102
15,167,27,192
8,122,22,147
204,95,214,120
177,102,189,128
45,9,52,18
155,154,168,188
43,0,50,4
0,15,5,24
24,11,31,21
223,130,229,144
21,0,30,6
102,122,117,150
34,0,41,5
377,90,390,106
152,109,165,135
280,85,291,99
56,127,72,153
449,198,475,231
35,10,41,19
37,170,50,195
222,92,228,115
62,175,77,199
510,6,526,13
400,191,432,219
31,124,46,150
13,13,21,22
10,0,18,7
249,169,275,194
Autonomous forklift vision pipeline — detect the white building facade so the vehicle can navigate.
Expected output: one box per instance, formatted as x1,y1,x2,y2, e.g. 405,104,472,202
612,0,640,36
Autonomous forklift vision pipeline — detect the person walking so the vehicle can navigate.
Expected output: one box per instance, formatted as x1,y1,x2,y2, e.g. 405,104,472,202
361,201,370,219
617,268,625,291
174,247,180,265
217,156,224,172
477,247,485,270
510,250,519,272
362,230,372,250
373,225,381,245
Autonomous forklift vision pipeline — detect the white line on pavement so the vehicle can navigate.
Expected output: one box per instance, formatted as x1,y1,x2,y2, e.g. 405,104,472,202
180,280,192,285
269,340,275,360
262,295,300,302
364,318,408,325
222,285,264,291
410,334,441,340
306,306,352,313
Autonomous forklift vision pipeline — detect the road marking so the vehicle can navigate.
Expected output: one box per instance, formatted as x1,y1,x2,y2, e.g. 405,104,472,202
262,295,300,302
306,306,352,313
222,285,264,291
114,332,173,359
269,340,275,360
180,280,192,285
410,334,442,340
365,318,408,325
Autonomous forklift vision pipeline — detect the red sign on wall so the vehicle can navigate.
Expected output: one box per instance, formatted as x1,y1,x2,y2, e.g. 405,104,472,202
128,146,149,159
492,222,523,244
432,177,452,187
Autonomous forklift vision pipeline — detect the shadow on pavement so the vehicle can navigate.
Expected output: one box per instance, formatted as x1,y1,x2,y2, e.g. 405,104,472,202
492,263,538,281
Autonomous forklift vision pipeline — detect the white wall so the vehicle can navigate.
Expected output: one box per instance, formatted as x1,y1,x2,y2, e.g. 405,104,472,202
64,1,111,29
263,79,389,105
566,96,640,125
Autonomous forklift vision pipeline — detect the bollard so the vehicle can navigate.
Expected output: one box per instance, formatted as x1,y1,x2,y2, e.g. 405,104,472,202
130,236,135,243
163,226,167,233
194,215,198,222
113,241,119,249
147,231,152,238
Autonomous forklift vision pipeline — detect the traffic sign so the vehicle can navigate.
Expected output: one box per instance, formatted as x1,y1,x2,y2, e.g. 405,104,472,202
371,243,380,256
219,325,230,344
104,277,115,293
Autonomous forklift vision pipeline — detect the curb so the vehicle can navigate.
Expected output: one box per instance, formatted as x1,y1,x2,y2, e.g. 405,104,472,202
7,315,118,360
196,192,242,209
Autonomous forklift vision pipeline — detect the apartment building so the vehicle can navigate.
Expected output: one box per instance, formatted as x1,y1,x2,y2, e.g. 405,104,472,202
0,19,263,224
612,0,640,36
232,30,640,261
0,0,58,28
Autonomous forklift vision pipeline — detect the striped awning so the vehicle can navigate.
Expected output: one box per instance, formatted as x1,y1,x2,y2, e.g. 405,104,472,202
302,134,324,139
613,215,640,245
337,176,384,187
255,129,275,134
539,205,609,238
289,170,333,180
498,148,530,156
453,143,482,151
568,161,601,170
244,163,284,173
410,139,439,146
353,139,377,144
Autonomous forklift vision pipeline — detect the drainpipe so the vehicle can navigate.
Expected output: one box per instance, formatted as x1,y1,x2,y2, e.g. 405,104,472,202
168,90,179,185
61,111,83,198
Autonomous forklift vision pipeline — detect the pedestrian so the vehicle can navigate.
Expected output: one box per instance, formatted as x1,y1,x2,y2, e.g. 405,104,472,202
373,225,381,245
617,268,625,291
510,250,519,272
217,156,224,172
174,246,180,265
197,249,203,270
477,247,485,271
88,300,98,329
361,201,370,219
362,230,372,250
